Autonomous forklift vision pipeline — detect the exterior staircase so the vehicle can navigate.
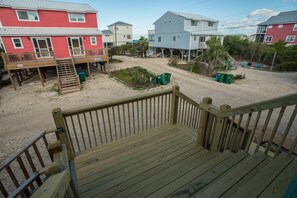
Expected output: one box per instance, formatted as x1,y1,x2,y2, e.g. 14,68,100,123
56,59,81,94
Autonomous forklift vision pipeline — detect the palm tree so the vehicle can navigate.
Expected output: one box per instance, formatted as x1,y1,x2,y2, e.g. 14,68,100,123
201,36,228,71
138,36,149,58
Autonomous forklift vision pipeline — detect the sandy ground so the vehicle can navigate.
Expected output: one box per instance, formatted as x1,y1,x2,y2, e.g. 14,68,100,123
1,56,297,163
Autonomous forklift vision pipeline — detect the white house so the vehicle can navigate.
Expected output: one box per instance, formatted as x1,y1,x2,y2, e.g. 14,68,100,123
148,11,224,61
102,21,132,48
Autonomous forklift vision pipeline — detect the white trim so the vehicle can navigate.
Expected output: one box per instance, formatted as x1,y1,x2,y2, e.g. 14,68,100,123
293,24,297,31
278,24,283,28
67,37,85,56
11,37,24,49
0,37,6,52
16,10,40,22
285,35,295,42
68,13,85,23
268,25,273,29
90,36,97,45
31,37,54,59
265,36,273,42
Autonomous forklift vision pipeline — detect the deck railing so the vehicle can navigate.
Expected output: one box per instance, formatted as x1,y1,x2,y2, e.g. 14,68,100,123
1,51,55,65
0,130,58,198
53,88,175,156
198,93,297,156
70,48,108,58
52,86,297,159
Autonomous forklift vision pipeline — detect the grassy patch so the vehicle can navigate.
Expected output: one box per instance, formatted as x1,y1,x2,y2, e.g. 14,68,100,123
111,66,156,89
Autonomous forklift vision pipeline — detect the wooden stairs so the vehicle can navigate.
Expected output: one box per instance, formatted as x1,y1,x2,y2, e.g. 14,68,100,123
56,59,81,94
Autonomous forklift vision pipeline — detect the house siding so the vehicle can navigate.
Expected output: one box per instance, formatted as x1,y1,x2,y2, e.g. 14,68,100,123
0,7,98,28
2,36,34,53
264,23,297,44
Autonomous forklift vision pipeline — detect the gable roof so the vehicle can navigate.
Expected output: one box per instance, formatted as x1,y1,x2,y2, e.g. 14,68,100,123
108,21,132,27
169,11,218,22
258,10,297,25
0,0,97,13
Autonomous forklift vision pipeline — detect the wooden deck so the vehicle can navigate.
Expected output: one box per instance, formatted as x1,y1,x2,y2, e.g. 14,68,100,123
74,124,297,198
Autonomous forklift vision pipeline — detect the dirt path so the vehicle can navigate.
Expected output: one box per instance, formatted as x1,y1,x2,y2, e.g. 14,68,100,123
0,56,296,163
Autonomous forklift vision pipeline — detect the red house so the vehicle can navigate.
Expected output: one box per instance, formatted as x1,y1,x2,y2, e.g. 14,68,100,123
0,0,108,93
255,10,297,45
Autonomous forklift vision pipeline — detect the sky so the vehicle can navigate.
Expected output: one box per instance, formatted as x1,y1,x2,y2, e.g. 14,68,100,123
63,0,297,39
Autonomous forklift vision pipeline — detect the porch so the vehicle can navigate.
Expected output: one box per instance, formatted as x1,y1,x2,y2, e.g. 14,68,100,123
1,48,109,91
0,86,297,197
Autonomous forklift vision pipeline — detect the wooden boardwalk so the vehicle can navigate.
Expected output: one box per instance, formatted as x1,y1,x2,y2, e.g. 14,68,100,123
74,125,296,198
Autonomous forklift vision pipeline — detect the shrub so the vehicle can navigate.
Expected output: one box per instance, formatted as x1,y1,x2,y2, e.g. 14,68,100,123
234,73,246,79
189,61,200,73
276,62,297,72
168,55,179,66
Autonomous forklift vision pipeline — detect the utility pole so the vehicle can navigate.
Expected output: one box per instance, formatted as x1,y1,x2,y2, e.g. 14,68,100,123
270,51,277,72
114,23,117,46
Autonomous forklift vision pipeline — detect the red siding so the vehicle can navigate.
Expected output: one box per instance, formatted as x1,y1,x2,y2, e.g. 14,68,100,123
2,36,34,53
51,37,70,58
264,23,297,44
84,35,103,49
0,7,98,28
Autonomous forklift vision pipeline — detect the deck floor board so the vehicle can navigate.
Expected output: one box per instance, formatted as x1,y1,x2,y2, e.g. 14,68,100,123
74,125,297,198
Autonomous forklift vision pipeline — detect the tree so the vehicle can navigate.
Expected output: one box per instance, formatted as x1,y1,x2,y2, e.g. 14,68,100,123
138,36,149,58
0,47,4,69
201,36,228,72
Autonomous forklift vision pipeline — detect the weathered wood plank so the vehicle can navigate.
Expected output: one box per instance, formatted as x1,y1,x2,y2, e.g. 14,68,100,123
258,158,297,198
191,152,268,197
80,147,205,197
167,151,247,198
147,151,233,198
230,153,294,198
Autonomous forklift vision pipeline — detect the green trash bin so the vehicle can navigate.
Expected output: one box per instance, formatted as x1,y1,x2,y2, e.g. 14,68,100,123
159,73,171,85
79,72,86,83
219,73,226,83
225,74,234,84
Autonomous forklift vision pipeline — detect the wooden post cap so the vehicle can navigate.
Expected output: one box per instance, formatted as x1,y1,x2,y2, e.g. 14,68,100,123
202,97,212,104
220,104,231,111
172,85,180,91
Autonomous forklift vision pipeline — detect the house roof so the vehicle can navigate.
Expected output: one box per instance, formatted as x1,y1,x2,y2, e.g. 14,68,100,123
258,10,297,25
102,30,113,35
108,21,132,27
0,0,97,13
0,27,102,36
190,30,224,36
169,11,219,22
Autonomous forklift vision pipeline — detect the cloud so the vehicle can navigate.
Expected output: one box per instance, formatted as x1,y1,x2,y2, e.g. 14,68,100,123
220,9,279,35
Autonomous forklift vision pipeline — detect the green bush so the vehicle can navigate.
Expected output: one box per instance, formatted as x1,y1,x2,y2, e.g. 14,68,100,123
0,47,4,69
168,55,179,66
276,62,297,72
189,61,200,73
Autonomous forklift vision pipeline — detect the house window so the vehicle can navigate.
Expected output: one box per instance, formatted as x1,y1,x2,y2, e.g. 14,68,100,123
12,38,23,49
293,24,297,31
286,35,295,42
158,37,161,42
0,20,2,28
200,36,206,42
90,37,97,45
278,24,283,28
268,25,273,29
32,38,53,58
0,37,4,50
127,35,131,39
265,36,273,42
191,20,198,26
17,10,39,21
194,36,197,41
173,36,176,41
69,13,85,22
208,22,214,27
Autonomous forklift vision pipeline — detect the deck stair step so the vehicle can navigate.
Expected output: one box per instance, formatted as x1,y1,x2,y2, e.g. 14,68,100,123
56,59,80,94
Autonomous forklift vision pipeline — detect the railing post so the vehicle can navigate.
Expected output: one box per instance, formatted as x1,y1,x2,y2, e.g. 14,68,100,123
197,97,212,146
210,104,231,151
52,108,74,160
170,85,180,125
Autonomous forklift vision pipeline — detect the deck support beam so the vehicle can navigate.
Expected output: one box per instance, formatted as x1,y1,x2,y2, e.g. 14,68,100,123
37,67,45,87
87,62,91,77
7,70,16,90
188,50,191,62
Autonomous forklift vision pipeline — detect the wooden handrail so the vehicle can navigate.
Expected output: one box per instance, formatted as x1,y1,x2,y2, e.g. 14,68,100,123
221,93,297,117
62,88,173,116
